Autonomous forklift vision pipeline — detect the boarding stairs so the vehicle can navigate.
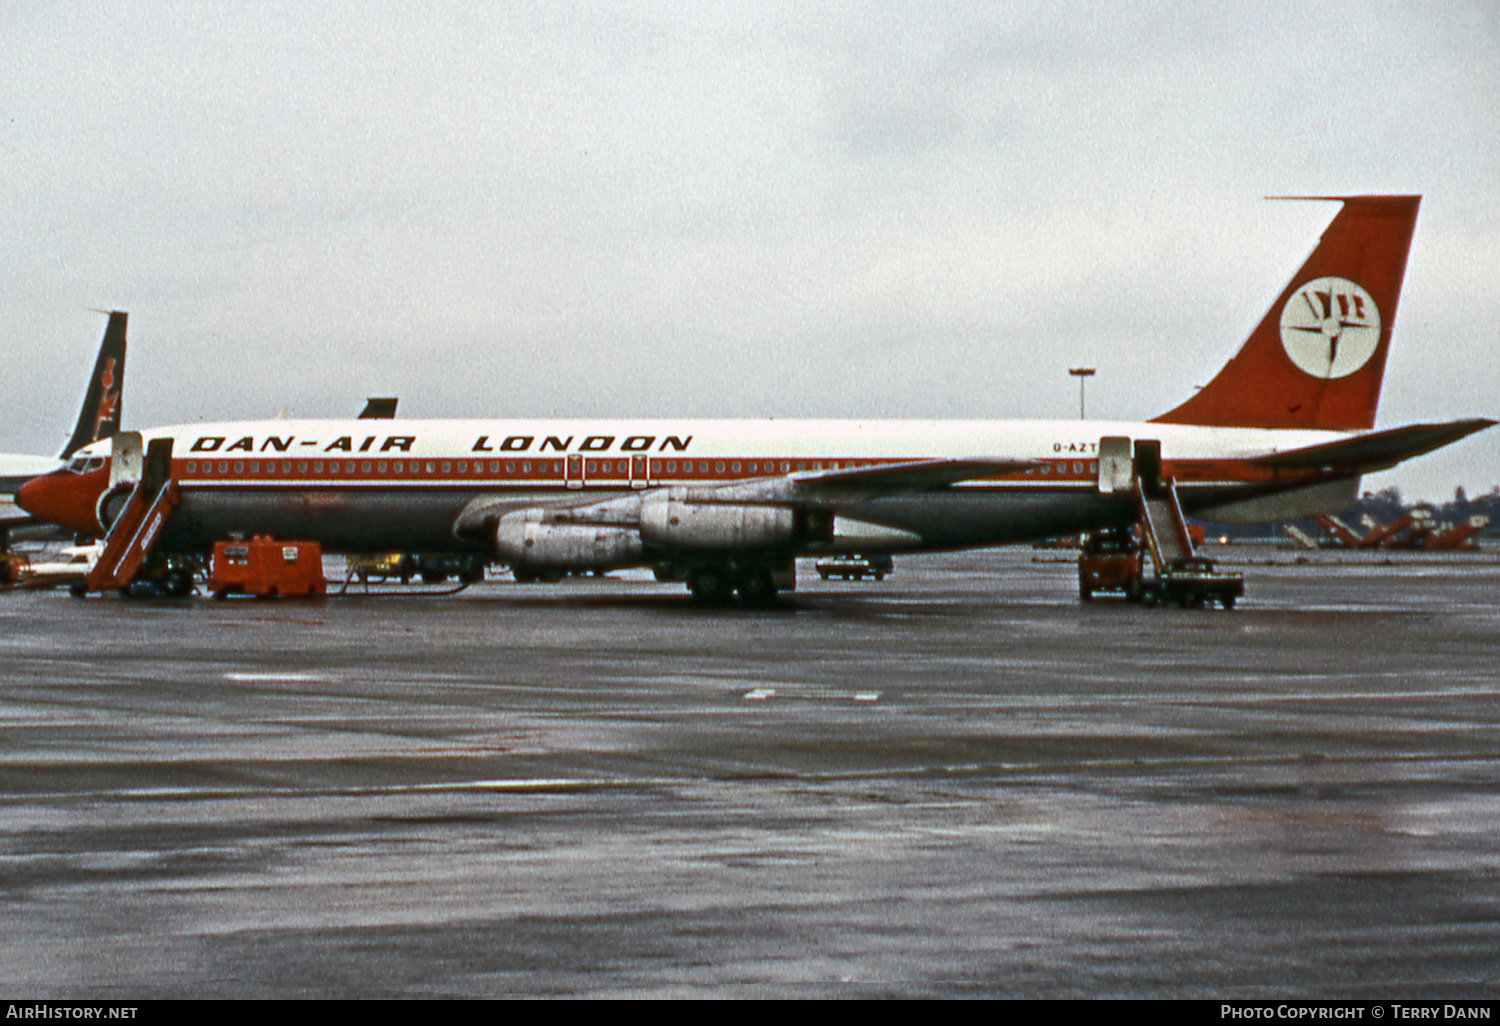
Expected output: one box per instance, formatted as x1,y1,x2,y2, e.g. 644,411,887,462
83,437,178,593
1136,478,1195,573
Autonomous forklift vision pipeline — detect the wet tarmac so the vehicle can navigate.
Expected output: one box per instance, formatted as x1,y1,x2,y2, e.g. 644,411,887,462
2,550,1499,997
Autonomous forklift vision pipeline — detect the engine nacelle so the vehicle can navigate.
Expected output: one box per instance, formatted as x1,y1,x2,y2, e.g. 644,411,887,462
640,490,801,550
494,509,643,571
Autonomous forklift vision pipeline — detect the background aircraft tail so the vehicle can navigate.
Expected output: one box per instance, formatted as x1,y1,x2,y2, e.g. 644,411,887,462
59,311,127,459
1152,196,1420,431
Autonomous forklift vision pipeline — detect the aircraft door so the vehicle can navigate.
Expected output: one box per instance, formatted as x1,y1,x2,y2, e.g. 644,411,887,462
109,432,144,489
1133,439,1163,493
566,454,583,490
630,454,648,489
1097,436,1133,494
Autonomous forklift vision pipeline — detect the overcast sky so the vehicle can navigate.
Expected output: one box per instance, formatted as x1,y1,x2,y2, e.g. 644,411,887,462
3,1,1496,500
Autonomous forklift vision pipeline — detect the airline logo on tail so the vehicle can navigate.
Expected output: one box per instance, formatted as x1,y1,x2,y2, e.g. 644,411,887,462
1153,195,1420,431
1279,276,1380,380
91,357,121,440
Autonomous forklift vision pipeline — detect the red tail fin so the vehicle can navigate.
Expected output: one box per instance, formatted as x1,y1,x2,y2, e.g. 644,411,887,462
1152,196,1419,431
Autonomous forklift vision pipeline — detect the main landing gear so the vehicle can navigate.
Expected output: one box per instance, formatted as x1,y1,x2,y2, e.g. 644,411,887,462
685,559,786,608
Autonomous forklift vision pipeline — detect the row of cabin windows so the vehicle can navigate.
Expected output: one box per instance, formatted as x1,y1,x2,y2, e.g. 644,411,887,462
179,458,1104,478
1027,461,1099,476
181,458,867,477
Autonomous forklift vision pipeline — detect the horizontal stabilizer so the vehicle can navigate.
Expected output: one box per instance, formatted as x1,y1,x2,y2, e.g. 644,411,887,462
1249,418,1495,474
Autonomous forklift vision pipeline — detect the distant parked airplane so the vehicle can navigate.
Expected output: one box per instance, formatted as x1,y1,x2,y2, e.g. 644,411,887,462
1,312,127,542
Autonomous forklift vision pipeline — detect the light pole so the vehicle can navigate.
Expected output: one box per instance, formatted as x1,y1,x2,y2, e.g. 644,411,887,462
1069,367,1095,420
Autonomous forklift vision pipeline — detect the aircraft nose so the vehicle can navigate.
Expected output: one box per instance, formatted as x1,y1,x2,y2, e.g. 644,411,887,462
16,470,102,536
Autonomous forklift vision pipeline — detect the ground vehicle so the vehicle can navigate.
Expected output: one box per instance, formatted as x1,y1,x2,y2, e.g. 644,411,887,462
1142,556,1243,609
208,537,325,598
816,553,893,580
395,553,486,584
1077,527,1144,600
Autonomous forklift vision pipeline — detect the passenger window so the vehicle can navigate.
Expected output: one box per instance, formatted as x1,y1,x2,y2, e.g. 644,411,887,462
393,462,403,473
428,462,437,473
587,461,597,474
361,461,372,473
666,460,676,473
298,462,308,474
715,461,725,473
376,462,386,473
314,461,324,473
186,461,196,474
218,461,228,473
457,461,467,473
522,462,531,473
282,461,291,473
489,461,499,473
505,462,515,474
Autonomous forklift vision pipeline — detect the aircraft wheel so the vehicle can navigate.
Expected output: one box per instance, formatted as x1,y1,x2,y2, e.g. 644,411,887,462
689,567,733,606
735,569,777,608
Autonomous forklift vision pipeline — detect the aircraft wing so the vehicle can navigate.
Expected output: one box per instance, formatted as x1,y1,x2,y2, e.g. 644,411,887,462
1248,418,1495,474
714,456,1033,508
452,456,1030,537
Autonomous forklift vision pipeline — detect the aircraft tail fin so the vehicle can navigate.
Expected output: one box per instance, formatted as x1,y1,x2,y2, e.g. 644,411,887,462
1152,196,1420,431
59,311,127,459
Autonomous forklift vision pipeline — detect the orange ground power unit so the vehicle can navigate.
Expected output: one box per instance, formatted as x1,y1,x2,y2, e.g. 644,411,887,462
209,537,326,598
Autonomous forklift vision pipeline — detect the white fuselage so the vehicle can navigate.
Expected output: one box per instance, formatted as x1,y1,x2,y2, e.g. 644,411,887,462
51,416,1355,558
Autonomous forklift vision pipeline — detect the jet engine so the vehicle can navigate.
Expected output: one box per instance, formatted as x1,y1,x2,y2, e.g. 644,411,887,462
494,508,643,571
640,490,818,549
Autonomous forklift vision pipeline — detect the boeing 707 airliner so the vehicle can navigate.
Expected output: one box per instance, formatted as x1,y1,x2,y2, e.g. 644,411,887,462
17,197,1492,602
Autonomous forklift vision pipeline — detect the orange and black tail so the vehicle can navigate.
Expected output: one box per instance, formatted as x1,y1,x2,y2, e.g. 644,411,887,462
59,311,127,459
1152,196,1419,431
